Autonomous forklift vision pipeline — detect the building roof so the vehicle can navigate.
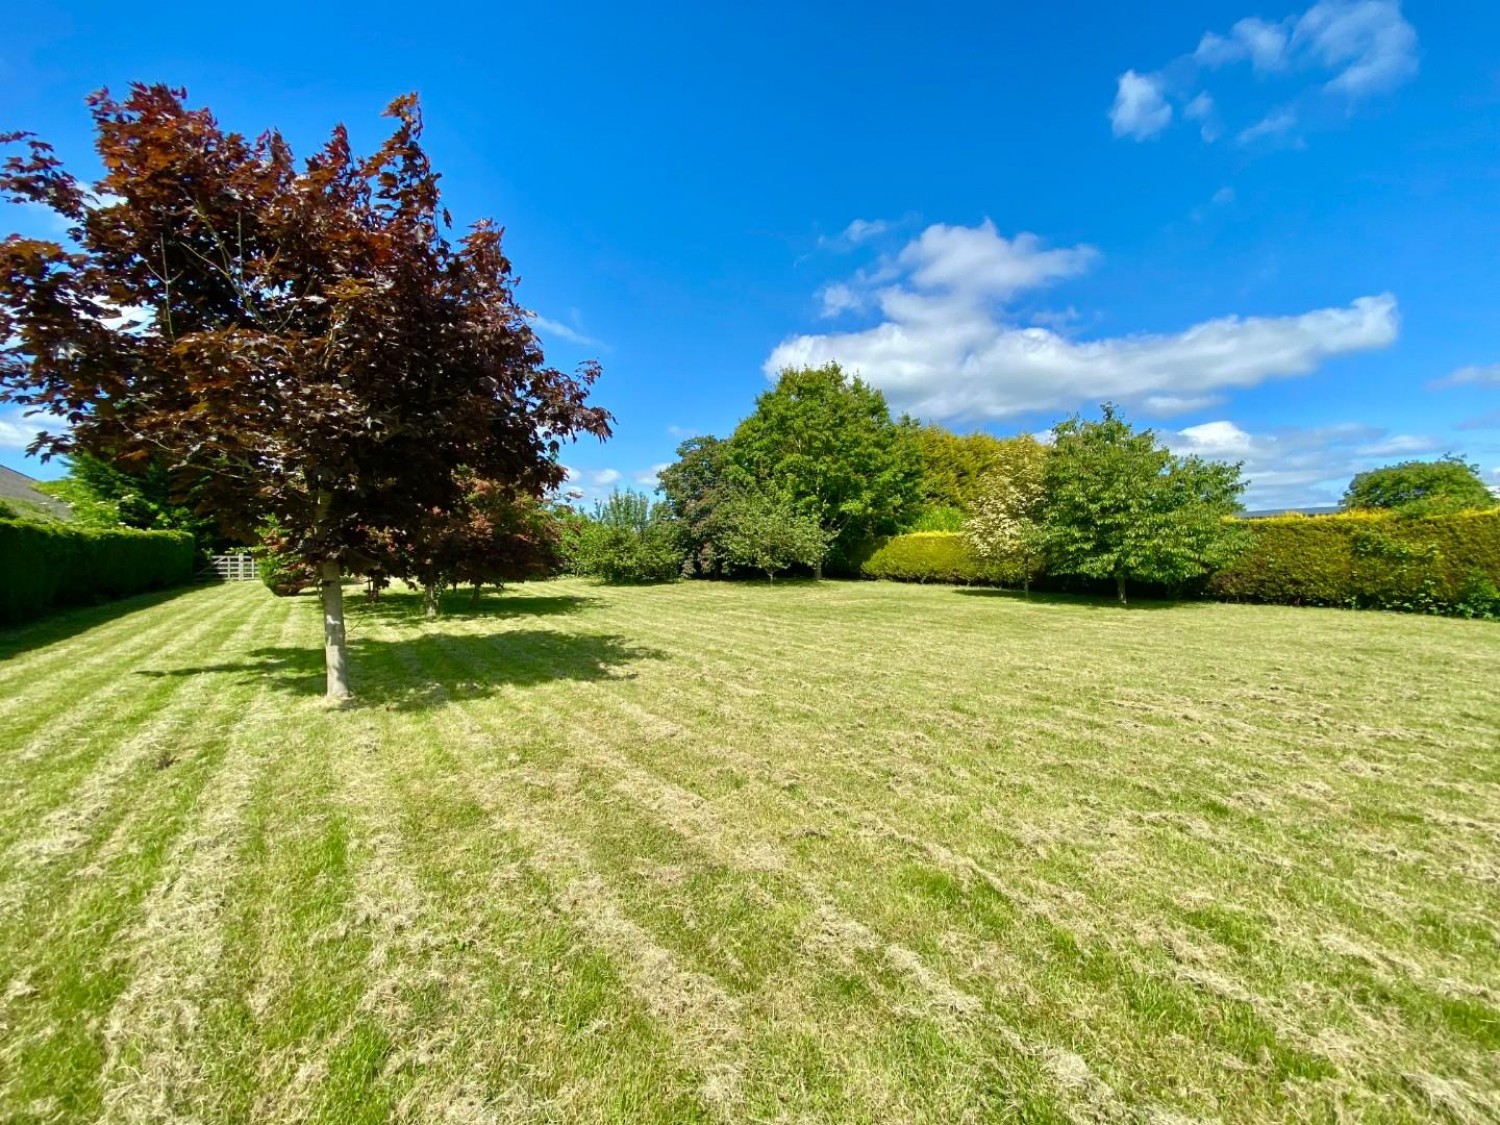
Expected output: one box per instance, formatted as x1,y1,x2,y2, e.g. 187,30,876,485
0,465,73,521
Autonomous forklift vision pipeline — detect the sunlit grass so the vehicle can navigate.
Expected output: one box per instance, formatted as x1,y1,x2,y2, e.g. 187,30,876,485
1,578,1496,1122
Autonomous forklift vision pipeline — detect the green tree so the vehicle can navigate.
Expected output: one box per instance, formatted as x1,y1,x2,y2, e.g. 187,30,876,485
963,436,1049,591
1342,456,1496,517
1039,405,1249,605
38,453,222,553
713,487,829,582
657,435,734,576
909,424,1018,512
730,363,921,572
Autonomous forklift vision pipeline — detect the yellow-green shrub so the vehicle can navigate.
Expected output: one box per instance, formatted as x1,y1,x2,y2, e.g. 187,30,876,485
0,519,195,624
859,532,1003,585
1208,510,1500,615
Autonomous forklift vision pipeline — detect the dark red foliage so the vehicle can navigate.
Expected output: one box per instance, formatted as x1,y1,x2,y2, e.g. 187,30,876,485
0,85,611,566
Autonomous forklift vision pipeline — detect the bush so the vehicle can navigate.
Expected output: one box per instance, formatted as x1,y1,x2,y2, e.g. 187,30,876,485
569,489,682,584
1208,510,1500,616
0,518,195,624
859,532,1002,585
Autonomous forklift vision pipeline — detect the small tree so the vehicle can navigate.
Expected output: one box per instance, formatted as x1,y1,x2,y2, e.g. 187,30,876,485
713,488,829,582
390,479,564,615
963,436,1048,591
571,489,681,584
1039,405,1248,605
1342,456,1497,517
0,87,610,696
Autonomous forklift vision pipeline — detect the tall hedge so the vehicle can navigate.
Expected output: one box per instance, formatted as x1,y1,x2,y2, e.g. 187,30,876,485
861,514,1500,617
859,532,1002,585
0,519,195,624
1208,510,1500,615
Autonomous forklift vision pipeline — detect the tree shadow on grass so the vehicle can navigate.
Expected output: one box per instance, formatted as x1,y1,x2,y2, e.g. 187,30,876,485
953,588,1206,612
134,629,662,711
0,585,203,662
349,586,602,626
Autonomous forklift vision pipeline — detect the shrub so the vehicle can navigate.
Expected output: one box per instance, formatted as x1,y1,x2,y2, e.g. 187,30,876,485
859,532,1002,585
570,489,682,584
257,550,317,597
0,518,195,624
1209,510,1500,616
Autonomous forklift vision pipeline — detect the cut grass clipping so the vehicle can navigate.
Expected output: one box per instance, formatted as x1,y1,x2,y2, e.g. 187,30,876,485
1,579,1497,1123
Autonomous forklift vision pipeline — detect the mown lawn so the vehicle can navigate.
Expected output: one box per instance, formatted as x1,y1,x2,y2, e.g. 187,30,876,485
0,578,1497,1123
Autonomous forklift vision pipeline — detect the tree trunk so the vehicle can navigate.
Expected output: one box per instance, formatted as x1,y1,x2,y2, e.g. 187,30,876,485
320,560,351,700
423,583,441,618
813,559,823,581
1116,574,1128,606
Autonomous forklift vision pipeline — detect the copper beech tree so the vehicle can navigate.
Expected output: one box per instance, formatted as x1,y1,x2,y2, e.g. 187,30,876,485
0,85,610,697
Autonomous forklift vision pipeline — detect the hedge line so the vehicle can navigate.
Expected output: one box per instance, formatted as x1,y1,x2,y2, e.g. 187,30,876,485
860,511,1500,616
858,532,1000,585
1208,509,1500,614
0,519,196,625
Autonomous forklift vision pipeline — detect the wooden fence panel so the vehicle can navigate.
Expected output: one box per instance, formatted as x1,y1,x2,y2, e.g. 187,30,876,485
210,554,258,581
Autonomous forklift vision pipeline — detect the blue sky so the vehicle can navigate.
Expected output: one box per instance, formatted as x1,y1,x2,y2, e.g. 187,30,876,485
2,0,1497,509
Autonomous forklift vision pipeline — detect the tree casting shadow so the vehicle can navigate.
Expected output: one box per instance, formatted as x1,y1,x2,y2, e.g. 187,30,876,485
350,587,601,625
135,629,662,710
953,588,1204,612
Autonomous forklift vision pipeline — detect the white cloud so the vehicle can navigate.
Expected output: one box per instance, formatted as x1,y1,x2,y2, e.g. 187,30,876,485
1184,92,1221,140
0,409,41,452
1238,108,1300,145
1211,186,1236,205
766,221,1398,423
1356,433,1441,458
1145,394,1224,414
897,221,1098,299
820,282,865,318
633,463,670,487
1110,71,1173,139
1170,417,1441,509
1117,0,1418,146
1434,363,1500,389
591,468,621,486
819,218,890,251
1196,17,1291,71
530,313,603,350
1294,0,1418,95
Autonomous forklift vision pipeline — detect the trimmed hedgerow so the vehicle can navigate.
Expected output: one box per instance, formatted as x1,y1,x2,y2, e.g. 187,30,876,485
859,532,1002,585
861,514,1500,617
1208,510,1500,616
0,518,195,624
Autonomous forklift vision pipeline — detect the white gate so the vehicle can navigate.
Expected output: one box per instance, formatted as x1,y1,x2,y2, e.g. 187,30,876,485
210,554,258,581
